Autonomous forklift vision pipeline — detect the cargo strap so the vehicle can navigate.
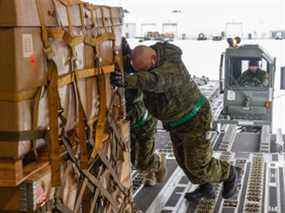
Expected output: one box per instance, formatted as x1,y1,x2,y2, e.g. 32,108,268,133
0,130,47,141
89,7,110,159
109,6,126,120
78,3,85,31
73,6,129,211
47,60,62,186
64,33,89,170
34,1,129,211
0,89,40,102
85,33,116,47
61,136,120,212
0,66,114,103
107,90,128,153
36,0,52,58
58,65,115,87
165,95,207,129
74,92,128,212
50,187,74,213
104,9,133,209
132,110,149,129
47,27,116,48
0,65,114,102
50,0,87,171
89,186,101,213
53,202,74,213
90,20,122,161
63,7,92,169
108,6,126,122
77,165,104,213
57,0,83,6
36,0,62,186
98,152,129,195
91,73,109,158
74,68,89,170
82,170,119,211
78,110,90,169
63,33,84,49
0,88,43,157
63,3,116,168
31,87,43,158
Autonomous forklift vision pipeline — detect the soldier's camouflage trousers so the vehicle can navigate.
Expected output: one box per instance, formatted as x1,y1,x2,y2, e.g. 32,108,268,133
128,101,159,171
169,101,231,184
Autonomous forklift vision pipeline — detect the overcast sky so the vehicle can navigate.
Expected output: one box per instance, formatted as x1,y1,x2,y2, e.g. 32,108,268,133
86,0,285,35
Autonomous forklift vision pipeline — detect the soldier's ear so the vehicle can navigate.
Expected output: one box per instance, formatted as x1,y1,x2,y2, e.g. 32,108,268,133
151,54,157,66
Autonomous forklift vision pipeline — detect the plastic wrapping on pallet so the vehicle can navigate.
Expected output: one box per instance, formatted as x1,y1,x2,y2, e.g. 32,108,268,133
0,0,133,212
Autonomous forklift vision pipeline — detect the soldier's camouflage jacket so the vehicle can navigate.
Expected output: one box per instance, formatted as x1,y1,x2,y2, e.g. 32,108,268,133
122,38,151,124
126,42,202,124
126,42,231,184
122,38,158,171
239,69,269,87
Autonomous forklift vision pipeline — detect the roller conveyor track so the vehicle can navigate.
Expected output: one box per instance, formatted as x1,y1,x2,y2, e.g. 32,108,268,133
133,81,285,213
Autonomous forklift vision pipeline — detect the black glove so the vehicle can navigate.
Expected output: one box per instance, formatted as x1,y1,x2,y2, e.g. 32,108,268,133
122,37,132,56
111,70,126,88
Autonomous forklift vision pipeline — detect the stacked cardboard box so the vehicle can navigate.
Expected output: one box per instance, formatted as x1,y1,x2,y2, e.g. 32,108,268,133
0,0,133,212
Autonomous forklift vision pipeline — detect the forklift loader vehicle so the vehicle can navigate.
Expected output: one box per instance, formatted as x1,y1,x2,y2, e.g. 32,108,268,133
217,45,276,130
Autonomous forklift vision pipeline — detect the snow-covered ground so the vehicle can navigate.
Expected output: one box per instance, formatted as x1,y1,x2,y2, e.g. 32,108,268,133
128,39,285,133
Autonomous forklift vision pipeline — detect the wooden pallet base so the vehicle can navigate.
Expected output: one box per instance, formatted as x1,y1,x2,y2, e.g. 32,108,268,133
0,165,52,211
0,150,49,187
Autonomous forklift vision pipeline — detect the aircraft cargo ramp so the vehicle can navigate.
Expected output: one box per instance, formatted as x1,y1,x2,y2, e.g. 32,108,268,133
133,80,285,213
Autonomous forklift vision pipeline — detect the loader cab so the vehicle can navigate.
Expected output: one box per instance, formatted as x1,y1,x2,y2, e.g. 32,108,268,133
218,45,276,130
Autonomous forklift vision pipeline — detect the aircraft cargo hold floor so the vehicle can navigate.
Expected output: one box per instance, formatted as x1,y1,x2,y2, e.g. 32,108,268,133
133,81,285,213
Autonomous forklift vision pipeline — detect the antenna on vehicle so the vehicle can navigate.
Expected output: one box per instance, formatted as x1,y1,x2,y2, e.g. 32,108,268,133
227,36,241,48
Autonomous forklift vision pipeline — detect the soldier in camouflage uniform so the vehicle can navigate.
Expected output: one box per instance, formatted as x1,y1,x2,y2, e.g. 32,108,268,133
119,38,166,186
113,42,241,200
239,59,269,87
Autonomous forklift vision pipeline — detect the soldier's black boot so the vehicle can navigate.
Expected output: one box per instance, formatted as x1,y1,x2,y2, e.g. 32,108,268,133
222,166,241,199
185,183,216,202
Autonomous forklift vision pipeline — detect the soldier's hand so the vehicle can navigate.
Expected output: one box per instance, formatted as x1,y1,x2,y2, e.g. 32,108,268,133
122,37,132,56
111,70,125,87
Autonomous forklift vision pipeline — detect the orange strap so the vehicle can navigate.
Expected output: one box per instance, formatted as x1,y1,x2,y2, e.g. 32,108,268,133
36,0,61,187
0,89,39,102
31,87,43,158
58,65,114,87
0,65,114,102
91,7,110,159
91,73,109,159
64,3,90,170
57,0,82,6
47,60,61,186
